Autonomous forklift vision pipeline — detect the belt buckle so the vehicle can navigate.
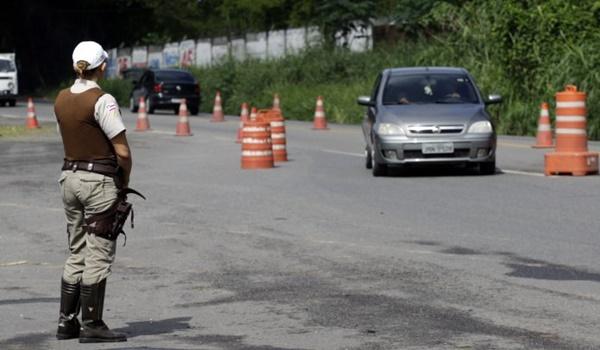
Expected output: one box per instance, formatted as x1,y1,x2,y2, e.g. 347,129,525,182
71,163,78,171
87,163,94,171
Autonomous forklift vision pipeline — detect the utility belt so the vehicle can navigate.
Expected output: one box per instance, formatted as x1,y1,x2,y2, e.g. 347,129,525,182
62,159,119,178
62,158,145,244
84,188,146,245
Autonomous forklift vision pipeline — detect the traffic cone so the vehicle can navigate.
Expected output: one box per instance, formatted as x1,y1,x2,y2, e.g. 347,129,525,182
273,93,281,112
249,107,258,121
135,97,150,131
532,102,552,148
175,99,192,136
545,85,598,176
236,102,249,143
211,91,225,122
25,97,40,129
312,96,328,130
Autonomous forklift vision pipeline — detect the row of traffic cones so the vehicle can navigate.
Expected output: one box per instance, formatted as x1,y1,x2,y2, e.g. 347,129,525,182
213,92,329,130
133,97,192,136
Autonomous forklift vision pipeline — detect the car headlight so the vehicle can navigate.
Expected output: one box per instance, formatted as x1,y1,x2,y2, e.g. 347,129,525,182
468,121,493,134
377,123,405,136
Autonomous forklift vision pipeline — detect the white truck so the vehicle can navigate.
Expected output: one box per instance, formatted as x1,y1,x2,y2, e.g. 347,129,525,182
0,53,18,107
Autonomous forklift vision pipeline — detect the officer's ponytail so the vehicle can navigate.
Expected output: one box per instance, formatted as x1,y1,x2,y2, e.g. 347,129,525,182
75,60,90,76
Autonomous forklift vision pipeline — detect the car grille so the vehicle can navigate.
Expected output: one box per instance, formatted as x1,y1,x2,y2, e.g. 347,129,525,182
403,149,470,159
407,124,464,135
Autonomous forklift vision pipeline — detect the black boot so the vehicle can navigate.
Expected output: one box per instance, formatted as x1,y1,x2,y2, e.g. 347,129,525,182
79,279,127,343
56,279,81,340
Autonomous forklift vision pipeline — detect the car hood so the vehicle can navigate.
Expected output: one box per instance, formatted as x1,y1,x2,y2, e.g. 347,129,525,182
378,104,487,125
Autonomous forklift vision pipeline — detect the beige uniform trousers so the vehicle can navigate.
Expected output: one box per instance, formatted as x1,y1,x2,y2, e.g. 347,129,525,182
59,170,119,285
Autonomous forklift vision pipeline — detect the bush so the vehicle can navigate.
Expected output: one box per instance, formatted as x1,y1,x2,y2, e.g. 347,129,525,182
186,0,600,140
98,79,132,107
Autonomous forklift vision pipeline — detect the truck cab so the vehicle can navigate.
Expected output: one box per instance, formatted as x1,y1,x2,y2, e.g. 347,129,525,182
0,53,18,107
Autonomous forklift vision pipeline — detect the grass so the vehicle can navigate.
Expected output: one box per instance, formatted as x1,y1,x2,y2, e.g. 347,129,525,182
0,124,55,138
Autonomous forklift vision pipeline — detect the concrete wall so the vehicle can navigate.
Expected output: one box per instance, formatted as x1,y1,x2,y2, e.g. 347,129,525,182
132,47,148,68
163,43,179,67
267,30,286,59
246,32,267,60
196,40,212,67
179,40,196,68
106,26,372,78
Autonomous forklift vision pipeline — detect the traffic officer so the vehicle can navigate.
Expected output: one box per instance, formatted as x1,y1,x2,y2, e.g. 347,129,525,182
54,41,131,343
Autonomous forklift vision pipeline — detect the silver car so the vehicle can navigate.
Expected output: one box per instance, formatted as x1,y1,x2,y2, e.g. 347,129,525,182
358,67,502,176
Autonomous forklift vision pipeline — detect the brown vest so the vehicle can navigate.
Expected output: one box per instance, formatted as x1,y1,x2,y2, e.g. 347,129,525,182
54,87,116,161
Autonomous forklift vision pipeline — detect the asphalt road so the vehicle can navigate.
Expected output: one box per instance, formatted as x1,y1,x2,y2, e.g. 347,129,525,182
1,101,600,350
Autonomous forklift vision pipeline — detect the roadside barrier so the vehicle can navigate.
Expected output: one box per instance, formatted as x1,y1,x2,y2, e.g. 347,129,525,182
532,102,552,148
257,109,288,162
544,85,598,176
25,97,40,129
312,96,328,130
236,102,249,143
175,99,192,136
273,93,281,112
241,119,274,169
211,91,225,122
135,97,150,131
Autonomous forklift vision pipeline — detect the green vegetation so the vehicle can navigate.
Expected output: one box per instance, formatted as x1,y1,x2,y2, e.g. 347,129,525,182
37,0,600,139
0,124,54,138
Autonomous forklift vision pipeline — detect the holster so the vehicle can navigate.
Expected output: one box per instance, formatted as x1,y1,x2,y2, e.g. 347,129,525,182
84,188,146,245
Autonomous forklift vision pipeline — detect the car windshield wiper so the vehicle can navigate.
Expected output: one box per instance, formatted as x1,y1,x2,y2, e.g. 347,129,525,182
435,99,465,104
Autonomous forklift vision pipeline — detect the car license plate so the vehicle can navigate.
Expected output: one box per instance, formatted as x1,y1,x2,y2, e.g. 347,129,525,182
422,142,454,154
171,98,183,103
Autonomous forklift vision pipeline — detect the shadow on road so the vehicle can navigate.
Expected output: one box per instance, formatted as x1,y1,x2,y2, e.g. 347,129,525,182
113,316,193,339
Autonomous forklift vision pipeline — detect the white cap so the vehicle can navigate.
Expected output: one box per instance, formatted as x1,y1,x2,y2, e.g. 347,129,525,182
72,41,108,70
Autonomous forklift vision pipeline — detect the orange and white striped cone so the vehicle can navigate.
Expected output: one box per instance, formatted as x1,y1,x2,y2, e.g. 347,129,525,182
211,91,225,122
249,107,258,122
25,97,40,129
236,102,249,143
545,85,598,176
272,93,281,112
312,96,328,130
175,99,192,136
532,102,552,148
135,97,151,131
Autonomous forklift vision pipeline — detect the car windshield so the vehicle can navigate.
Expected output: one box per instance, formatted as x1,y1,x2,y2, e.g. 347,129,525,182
382,73,479,105
0,59,16,72
155,71,195,83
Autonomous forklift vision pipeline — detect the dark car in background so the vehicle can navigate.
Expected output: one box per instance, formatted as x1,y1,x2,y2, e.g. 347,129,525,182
358,67,502,176
130,69,200,115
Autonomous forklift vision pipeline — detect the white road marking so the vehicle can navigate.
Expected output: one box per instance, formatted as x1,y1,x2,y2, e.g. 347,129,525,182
322,149,363,157
499,169,545,177
0,260,28,267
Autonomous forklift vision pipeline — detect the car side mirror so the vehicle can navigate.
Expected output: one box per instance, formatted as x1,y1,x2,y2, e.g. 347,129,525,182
357,96,375,106
485,94,503,105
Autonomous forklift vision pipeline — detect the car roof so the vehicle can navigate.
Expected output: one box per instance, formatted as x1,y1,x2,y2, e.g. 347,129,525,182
385,67,469,75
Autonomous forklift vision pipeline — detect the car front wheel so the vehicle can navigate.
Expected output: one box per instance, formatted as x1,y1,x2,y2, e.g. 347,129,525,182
479,159,496,175
371,149,387,177
365,146,372,169
146,97,155,114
